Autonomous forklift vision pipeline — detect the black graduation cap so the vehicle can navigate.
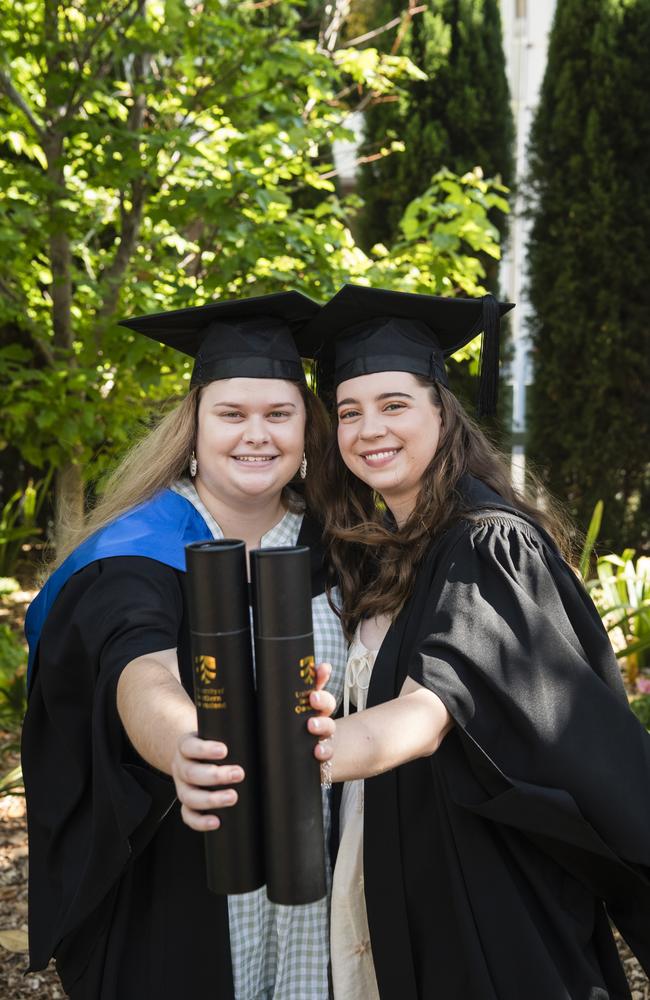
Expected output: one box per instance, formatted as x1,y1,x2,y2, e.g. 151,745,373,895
308,284,514,417
119,291,322,387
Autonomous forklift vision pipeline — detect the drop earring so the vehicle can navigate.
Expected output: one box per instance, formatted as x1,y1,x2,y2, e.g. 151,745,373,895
299,453,307,480
190,451,198,478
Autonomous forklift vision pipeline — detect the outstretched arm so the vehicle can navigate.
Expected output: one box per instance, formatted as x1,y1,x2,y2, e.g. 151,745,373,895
315,677,453,782
116,648,195,774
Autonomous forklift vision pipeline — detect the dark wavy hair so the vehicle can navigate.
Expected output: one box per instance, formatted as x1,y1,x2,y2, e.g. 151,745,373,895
321,378,576,639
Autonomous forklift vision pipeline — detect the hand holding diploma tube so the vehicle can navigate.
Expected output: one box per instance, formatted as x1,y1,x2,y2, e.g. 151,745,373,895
251,545,334,906
184,539,264,895
180,539,336,903
173,667,335,834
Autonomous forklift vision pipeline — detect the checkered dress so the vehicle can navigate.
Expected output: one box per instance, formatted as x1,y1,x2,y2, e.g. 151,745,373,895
173,481,346,1000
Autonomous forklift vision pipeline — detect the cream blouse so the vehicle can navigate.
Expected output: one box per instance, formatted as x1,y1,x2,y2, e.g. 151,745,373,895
330,619,389,1000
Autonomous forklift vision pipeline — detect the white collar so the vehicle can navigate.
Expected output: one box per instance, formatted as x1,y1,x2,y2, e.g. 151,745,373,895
172,479,303,547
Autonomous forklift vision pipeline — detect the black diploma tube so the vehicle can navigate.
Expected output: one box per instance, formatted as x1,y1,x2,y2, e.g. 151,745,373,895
250,545,326,905
184,540,264,895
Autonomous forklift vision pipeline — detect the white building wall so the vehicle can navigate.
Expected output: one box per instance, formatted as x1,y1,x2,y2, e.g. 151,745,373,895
499,0,557,486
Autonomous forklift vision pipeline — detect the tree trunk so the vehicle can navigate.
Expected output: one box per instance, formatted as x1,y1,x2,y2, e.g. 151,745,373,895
43,114,82,547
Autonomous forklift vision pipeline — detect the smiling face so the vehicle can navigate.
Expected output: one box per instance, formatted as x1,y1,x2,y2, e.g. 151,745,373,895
336,371,442,524
195,377,306,510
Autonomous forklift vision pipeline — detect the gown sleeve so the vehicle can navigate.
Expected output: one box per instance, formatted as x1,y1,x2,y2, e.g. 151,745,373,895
407,516,650,967
22,556,184,972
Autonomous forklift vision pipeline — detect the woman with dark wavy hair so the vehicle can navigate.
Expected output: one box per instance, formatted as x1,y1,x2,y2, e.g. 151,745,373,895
307,285,650,1000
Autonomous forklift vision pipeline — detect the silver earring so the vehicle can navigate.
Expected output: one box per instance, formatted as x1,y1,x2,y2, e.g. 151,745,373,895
190,451,198,478
299,453,307,480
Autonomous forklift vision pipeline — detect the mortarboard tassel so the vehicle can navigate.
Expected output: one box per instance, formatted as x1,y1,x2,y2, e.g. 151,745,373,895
308,356,319,398
476,293,501,418
311,351,335,409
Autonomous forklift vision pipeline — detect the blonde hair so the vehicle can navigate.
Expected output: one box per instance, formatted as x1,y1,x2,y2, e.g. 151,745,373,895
55,389,200,566
54,381,330,569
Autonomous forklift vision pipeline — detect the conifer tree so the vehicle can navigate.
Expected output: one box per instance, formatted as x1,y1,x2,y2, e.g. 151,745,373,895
527,0,650,549
357,0,514,252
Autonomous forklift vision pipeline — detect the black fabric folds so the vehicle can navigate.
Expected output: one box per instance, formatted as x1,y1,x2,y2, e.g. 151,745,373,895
361,477,650,1000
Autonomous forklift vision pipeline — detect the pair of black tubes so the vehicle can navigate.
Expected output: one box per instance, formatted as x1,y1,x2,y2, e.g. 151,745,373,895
184,541,326,906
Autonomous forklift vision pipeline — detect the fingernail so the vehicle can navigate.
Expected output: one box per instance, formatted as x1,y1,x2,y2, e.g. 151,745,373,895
229,767,243,781
311,718,321,731
311,692,322,705
224,790,237,804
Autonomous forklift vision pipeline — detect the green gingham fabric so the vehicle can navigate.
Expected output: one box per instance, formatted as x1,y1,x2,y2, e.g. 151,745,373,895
173,481,346,999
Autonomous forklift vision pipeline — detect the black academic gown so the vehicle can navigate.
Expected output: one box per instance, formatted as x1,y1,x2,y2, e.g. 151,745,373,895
22,517,326,1000
359,477,650,1000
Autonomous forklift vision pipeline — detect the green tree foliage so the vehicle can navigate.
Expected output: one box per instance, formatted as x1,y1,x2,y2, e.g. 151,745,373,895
0,0,507,547
527,0,650,550
356,0,514,251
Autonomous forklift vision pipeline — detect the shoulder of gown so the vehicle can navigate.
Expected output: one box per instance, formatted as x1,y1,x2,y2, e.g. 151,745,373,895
407,510,650,871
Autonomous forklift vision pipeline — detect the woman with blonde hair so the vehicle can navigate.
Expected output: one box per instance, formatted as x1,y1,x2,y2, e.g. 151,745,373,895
22,292,343,1000
308,284,650,1000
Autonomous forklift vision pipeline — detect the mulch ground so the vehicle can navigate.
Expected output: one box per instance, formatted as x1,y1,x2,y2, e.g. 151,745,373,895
0,787,63,998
